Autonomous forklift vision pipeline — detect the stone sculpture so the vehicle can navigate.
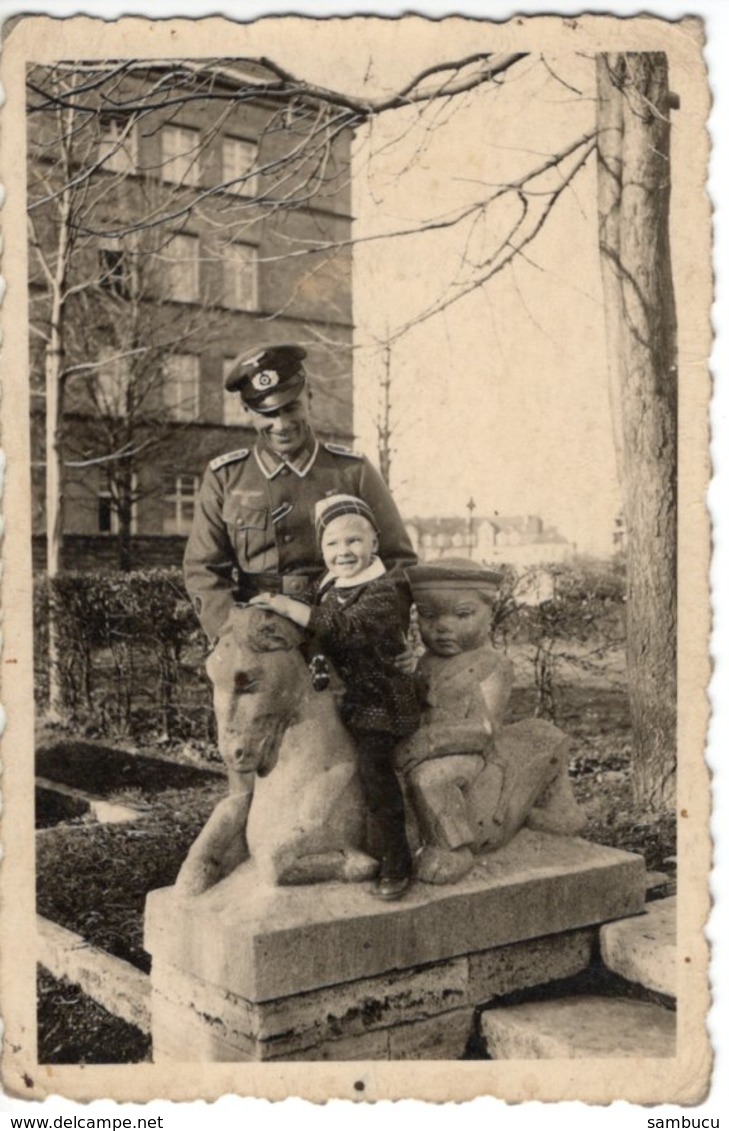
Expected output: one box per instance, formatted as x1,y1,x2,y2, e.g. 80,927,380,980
175,604,378,894
177,563,585,896
397,559,586,884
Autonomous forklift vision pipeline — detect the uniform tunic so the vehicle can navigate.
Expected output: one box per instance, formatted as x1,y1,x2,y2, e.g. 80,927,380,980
184,435,417,641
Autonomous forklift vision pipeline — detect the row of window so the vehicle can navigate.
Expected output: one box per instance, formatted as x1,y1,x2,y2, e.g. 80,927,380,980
98,474,199,537
96,349,249,425
98,118,260,196
99,233,258,309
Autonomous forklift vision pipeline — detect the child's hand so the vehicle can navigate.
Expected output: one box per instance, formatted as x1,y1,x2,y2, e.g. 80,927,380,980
249,592,285,612
393,642,417,675
249,592,311,627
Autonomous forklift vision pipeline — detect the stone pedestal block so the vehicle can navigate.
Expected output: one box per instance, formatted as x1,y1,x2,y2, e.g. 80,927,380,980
145,830,645,1061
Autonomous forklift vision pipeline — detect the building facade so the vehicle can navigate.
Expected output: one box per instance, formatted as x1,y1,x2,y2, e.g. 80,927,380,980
405,513,574,568
28,61,354,570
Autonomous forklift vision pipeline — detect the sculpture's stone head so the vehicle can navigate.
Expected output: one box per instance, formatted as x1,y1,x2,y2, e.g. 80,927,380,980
407,559,503,657
206,605,306,776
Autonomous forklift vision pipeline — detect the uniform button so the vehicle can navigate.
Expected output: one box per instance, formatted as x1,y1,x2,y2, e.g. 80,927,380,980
283,534,294,544
280,467,290,476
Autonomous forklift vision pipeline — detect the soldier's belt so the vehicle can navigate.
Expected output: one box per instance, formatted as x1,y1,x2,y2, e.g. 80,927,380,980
243,573,315,597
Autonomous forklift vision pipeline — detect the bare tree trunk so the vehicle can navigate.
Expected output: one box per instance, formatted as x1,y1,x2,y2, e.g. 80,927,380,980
596,52,678,811
377,342,393,487
45,186,72,719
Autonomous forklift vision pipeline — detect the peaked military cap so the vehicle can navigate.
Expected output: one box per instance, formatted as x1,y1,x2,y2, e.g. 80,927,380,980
407,558,502,599
225,343,307,413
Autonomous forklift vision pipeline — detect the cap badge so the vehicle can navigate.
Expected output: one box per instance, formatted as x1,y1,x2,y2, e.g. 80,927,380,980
252,370,279,391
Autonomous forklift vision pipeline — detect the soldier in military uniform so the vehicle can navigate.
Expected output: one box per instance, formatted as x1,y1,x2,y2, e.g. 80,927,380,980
176,345,417,895
184,343,417,644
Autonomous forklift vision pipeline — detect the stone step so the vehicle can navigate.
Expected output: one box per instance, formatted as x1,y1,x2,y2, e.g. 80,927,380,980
37,915,150,1033
599,896,675,997
481,995,675,1059
36,776,141,825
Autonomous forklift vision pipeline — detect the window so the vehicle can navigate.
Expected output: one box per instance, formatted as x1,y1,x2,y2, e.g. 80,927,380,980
161,234,200,302
163,474,199,535
222,356,250,426
99,237,131,298
222,136,259,196
98,476,138,535
98,114,137,174
161,125,201,186
222,243,258,311
96,346,132,417
163,354,200,422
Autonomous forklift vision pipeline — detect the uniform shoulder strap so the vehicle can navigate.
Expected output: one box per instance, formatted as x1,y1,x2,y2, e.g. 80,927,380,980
209,448,250,472
323,442,363,460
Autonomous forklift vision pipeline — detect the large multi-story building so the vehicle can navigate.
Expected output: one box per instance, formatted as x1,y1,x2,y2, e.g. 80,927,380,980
28,61,354,570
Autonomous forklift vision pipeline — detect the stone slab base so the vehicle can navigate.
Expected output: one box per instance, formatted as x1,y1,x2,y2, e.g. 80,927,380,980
145,830,645,1003
600,896,676,997
481,995,676,1058
145,831,646,1061
150,929,595,1062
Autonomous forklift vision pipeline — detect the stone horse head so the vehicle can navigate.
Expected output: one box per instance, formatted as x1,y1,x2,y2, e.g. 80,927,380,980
206,604,307,780
182,604,379,889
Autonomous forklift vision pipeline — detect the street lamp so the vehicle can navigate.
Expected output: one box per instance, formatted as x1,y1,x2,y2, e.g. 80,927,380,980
466,496,476,559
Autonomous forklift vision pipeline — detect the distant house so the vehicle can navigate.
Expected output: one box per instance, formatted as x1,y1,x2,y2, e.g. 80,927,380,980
405,513,574,567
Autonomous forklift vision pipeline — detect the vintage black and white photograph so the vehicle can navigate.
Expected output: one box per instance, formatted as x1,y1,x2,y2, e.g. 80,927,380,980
0,11,713,1105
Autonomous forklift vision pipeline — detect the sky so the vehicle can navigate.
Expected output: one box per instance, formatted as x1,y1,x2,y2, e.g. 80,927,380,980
346,47,642,556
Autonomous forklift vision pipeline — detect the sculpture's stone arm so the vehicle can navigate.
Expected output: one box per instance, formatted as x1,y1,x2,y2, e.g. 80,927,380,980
480,664,514,729
396,721,492,774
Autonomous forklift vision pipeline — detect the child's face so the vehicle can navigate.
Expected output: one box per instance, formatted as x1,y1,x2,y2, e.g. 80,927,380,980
416,588,493,656
321,514,378,580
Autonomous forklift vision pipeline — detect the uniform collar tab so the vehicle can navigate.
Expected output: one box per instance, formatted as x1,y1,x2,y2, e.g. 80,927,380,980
255,437,318,479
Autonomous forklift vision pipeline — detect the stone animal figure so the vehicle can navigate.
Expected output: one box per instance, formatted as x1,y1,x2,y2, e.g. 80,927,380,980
397,560,586,885
175,605,378,894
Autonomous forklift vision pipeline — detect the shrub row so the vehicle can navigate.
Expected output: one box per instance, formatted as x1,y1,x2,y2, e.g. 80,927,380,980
34,559,627,740
34,569,213,741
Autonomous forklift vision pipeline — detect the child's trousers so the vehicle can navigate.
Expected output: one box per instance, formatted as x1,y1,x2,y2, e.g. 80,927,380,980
351,728,412,880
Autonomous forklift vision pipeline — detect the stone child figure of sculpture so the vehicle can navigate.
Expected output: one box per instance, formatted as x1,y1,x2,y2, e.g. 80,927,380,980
397,559,585,885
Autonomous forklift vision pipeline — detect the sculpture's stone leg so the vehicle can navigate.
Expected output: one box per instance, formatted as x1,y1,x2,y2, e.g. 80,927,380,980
415,844,476,885
469,720,568,851
526,759,586,836
406,755,484,884
175,770,254,897
407,755,484,849
271,846,379,886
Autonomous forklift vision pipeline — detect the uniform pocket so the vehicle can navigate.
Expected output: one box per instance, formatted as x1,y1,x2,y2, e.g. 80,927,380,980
222,500,273,565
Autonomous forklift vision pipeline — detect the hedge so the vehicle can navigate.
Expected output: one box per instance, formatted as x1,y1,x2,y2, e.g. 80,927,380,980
34,568,213,741
33,559,627,741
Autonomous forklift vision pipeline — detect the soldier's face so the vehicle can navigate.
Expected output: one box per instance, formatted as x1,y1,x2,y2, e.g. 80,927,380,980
416,589,493,656
246,397,312,456
321,514,378,580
